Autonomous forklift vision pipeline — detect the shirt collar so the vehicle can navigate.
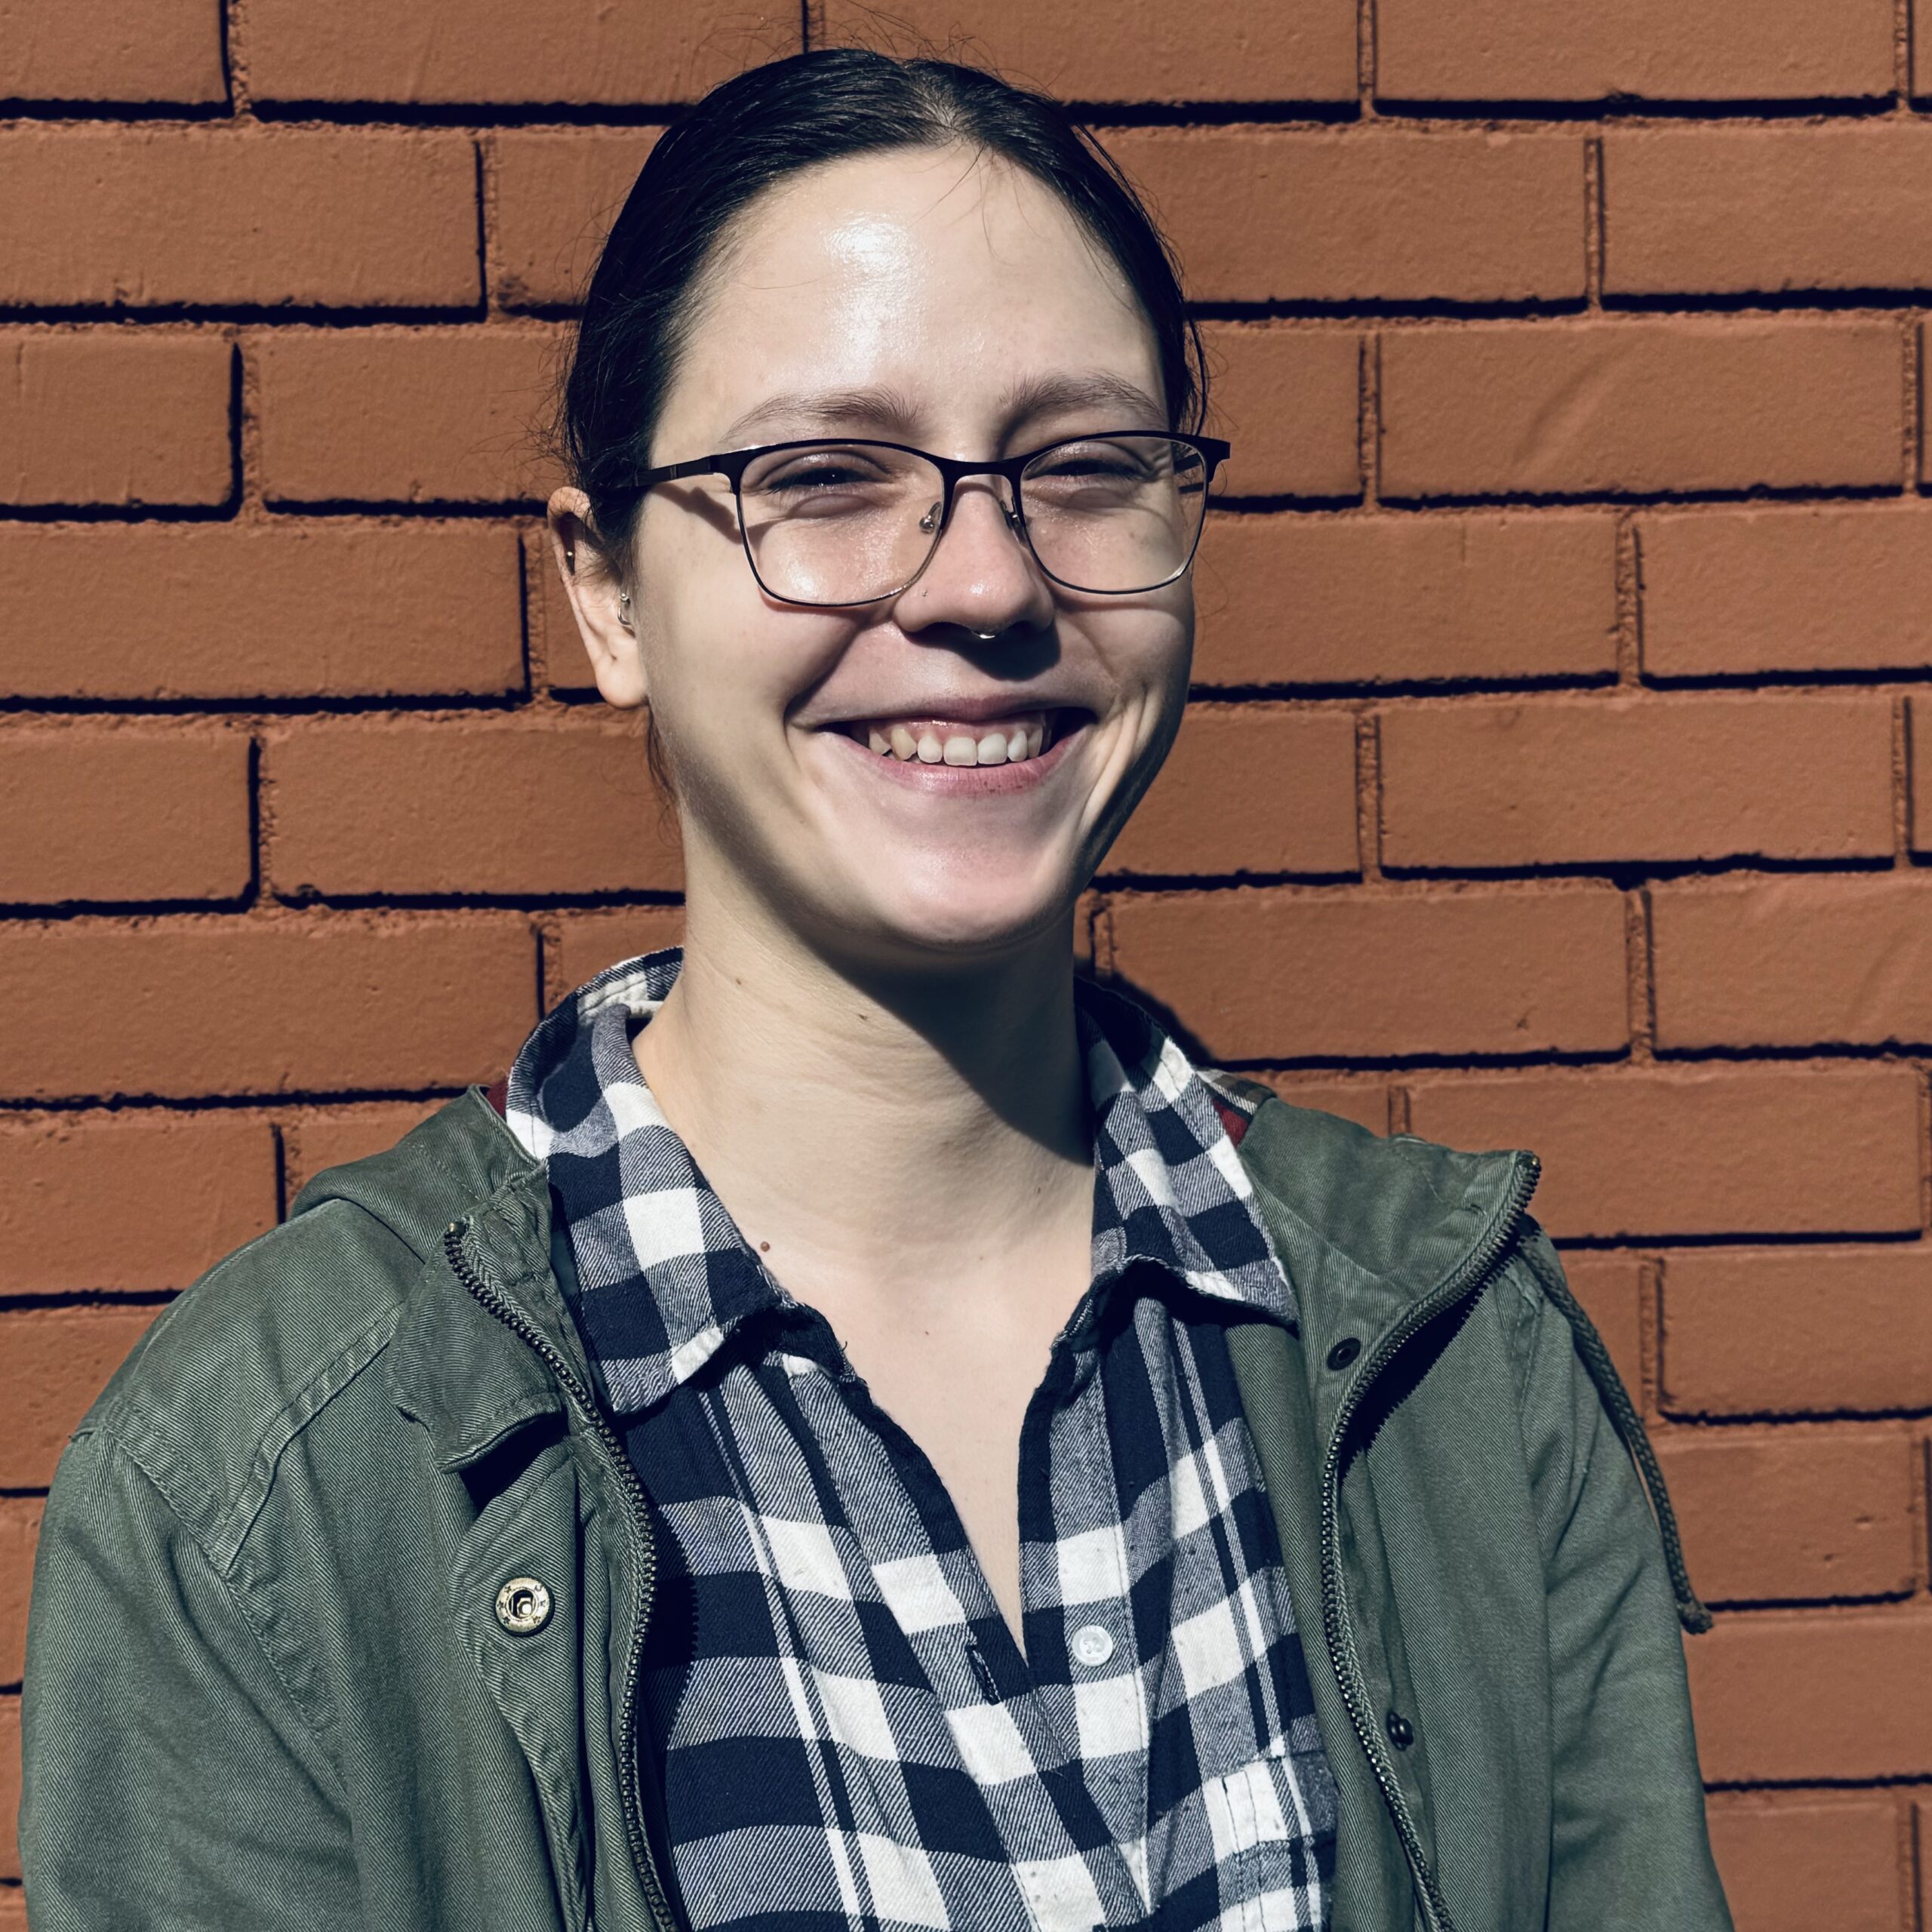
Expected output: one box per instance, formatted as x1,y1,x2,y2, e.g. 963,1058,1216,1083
505,946,1297,1417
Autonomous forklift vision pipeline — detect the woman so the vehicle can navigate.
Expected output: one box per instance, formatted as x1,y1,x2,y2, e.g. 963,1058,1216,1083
20,48,1731,1932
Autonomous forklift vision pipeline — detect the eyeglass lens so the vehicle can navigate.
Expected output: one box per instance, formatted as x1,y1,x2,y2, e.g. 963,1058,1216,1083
734,435,1211,608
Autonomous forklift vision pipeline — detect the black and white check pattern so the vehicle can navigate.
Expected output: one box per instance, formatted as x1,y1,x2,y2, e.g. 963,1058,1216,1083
506,949,1335,1932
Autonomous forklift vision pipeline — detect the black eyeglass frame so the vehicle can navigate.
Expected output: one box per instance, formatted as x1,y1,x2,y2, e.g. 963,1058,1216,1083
626,431,1233,609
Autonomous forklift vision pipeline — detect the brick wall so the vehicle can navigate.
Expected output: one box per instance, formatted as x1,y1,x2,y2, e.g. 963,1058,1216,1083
3,2,1930,1924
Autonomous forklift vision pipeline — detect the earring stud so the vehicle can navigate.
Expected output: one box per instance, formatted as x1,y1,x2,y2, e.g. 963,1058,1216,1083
617,590,634,631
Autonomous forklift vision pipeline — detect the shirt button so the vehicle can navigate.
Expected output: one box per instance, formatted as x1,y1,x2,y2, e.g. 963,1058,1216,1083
1071,1623,1115,1668
1386,1709,1415,1750
495,1576,552,1635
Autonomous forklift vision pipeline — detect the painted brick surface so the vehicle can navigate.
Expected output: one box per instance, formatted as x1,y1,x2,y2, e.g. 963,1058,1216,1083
0,331,231,508
1604,125,1932,297
1639,503,1932,678
0,128,480,310
0,525,525,701
1375,0,1895,102
815,0,1359,103
1197,513,1617,688
10,4,1932,1909
0,0,226,103
0,725,252,905
255,326,565,506
1114,130,1586,306
1380,694,1894,870
1380,319,1904,500
1662,1247,1932,1418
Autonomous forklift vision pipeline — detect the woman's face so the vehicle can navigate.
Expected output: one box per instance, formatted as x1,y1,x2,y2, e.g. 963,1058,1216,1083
561,144,1194,970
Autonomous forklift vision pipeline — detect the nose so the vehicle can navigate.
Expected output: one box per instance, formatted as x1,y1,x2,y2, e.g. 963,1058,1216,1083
891,476,1054,642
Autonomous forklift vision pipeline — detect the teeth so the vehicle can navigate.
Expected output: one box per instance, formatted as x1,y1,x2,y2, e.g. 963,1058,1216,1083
855,713,1057,765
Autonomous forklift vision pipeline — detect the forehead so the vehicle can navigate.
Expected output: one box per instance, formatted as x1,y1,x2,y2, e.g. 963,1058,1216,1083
660,144,1163,444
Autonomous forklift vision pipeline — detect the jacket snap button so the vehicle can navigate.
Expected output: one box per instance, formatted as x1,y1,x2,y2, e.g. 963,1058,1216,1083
1386,1709,1414,1750
495,1577,552,1635
1326,1337,1361,1371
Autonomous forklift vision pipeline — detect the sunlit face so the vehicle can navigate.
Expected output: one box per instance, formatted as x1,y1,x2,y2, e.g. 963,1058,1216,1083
561,144,1195,971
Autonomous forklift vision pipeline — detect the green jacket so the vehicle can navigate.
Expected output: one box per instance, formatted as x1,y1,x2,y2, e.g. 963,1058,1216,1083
20,1084,1732,1932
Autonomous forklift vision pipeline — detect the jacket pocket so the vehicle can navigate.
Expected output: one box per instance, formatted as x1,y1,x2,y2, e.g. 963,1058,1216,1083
1202,1751,1326,1932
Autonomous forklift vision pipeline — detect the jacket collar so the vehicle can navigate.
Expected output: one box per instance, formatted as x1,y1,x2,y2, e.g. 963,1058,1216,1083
300,1081,1534,1471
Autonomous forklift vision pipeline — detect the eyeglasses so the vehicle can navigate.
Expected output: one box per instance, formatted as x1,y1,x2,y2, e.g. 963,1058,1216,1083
629,432,1231,609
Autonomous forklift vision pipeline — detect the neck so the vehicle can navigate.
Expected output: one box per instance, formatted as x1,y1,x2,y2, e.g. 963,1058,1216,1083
632,879,1094,1301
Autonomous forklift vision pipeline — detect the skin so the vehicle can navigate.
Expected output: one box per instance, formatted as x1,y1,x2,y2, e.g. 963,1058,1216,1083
548,143,1195,1651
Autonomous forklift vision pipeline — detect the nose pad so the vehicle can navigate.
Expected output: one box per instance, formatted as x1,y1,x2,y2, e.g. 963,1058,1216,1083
918,500,941,535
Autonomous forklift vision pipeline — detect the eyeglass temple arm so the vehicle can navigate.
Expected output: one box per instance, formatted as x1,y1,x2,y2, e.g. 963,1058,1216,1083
629,454,735,488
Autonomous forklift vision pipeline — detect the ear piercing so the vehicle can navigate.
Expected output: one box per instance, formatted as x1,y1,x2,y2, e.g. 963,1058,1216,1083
618,590,635,631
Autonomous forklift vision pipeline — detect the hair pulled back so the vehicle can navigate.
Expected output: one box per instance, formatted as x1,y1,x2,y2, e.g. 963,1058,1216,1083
559,47,1204,568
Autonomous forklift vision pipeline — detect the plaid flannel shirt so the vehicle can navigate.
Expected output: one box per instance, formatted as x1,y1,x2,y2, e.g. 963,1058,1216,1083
506,949,1336,1932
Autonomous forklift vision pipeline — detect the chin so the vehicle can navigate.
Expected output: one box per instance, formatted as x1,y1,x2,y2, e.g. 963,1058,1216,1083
847,872,1076,963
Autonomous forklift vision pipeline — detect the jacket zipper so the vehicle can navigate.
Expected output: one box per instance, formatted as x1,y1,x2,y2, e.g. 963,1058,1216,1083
443,1221,678,1932
1315,1150,1541,1932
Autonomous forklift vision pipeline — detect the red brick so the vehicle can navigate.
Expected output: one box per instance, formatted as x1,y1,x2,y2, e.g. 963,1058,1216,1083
1706,1796,1906,1932
1687,1609,1932,1783
1640,503,1932,678
1380,694,1893,869
0,1305,160,1490
0,1113,278,1294
0,725,251,906
0,1884,20,1928
0,915,539,1100
0,525,523,702
0,1697,14,1881
1659,1426,1918,1605
1377,0,1894,101
1380,319,1904,500
488,131,658,310
1407,1067,1923,1241
257,326,565,506
0,127,478,310
547,906,685,999
1653,875,1932,1053
283,1103,445,1198
267,715,679,900
816,0,1356,103
1561,1251,1644,1399
1606,125,1932,298
1107,884,1626,1062
0,1500,40,1687
1106,705,1358,879
0,0,224,102
251,0,793,104
1195,513,1616,689
1199,325,1361,500
1246,1076,1391,1137
0,331,229,508
1661,1246,1932,1419
1109,129,1585,306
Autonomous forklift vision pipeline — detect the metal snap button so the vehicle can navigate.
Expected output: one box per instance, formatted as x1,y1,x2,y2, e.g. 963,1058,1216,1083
1386,1709,1414,1750
1326,1337,1361,1371
495,1576,552,1635
1071,1623,1115,1668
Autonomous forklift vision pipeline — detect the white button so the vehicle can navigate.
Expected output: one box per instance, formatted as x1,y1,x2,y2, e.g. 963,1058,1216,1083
1071,1623,1115,1667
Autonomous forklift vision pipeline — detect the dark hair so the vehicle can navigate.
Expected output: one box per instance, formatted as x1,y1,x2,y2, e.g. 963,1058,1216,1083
559,46,1204,568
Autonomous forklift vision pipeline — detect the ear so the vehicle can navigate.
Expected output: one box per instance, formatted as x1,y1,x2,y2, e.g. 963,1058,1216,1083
546,488,648,709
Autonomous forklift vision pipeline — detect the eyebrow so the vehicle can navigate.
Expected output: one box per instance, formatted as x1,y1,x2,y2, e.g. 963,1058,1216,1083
715,371,1168,451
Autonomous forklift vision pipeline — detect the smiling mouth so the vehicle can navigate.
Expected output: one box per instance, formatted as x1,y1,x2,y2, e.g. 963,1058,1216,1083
840,709,1087,767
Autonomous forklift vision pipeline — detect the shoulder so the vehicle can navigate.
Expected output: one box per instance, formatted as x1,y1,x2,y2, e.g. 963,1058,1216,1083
66,1093,515,1568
